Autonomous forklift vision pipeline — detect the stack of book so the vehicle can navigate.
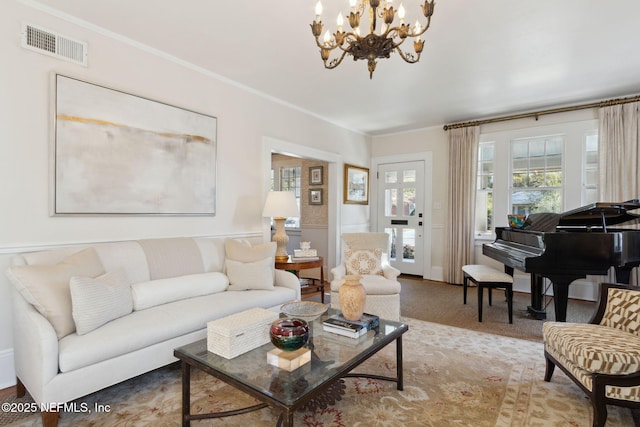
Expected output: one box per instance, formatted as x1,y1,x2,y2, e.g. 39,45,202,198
322,313,379,338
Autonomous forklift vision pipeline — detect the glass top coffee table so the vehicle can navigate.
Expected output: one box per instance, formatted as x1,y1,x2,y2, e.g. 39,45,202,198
173,309,408,427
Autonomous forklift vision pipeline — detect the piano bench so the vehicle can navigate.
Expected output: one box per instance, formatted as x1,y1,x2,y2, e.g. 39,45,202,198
462,264,514,324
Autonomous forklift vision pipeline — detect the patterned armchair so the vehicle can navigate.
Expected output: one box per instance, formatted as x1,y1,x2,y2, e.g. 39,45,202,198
330,233,401,321
543,282,640,427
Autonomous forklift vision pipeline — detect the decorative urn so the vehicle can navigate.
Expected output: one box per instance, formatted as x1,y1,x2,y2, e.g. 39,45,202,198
339,274,366,321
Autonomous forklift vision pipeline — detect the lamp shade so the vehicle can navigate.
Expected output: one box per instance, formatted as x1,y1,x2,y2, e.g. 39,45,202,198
262,191,299,218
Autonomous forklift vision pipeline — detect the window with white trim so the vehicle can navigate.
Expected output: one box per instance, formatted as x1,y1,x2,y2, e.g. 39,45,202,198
476,120,598,239
510,135,563,215
280,166,301,227
583,132,598,204
475,142,494,236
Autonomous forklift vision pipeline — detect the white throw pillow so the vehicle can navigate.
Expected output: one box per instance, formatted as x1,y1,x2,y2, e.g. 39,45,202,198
224,239,276,264
70,269,133,335
225,257,275,291
131,272,229,311
6,248,106,339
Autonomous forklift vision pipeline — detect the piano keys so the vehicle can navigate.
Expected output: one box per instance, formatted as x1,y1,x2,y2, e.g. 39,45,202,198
482,200,640,321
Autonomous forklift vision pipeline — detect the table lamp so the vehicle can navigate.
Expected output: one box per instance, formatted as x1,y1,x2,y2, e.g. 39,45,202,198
262,191,299,262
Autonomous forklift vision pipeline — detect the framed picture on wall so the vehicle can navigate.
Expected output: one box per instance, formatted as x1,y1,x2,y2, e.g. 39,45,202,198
309,166,323,185
343,163,369,205
52,74,217,215
309,188,323,205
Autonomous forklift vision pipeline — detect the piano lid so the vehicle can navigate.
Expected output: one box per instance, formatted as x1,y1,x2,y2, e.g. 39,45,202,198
557,199,640,228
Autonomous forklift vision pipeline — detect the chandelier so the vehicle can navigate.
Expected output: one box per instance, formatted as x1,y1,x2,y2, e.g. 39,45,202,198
310,0,435,78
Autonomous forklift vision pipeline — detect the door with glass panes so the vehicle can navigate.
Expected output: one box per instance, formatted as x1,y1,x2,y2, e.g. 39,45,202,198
377,161,424,275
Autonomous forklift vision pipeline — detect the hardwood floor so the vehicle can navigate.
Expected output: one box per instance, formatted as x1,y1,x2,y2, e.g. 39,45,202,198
0,385,15,400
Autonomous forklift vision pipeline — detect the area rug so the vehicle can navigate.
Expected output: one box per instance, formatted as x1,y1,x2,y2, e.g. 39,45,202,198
2,318,634,426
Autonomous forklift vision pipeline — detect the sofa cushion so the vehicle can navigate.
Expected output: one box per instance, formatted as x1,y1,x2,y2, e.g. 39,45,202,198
225,257,275,291
600,287,640,336
70,269,133,335
344,247,383,276
131,272,229,311
194,237,226,273
6,248,105,339
138,238,204,280
58,286,297,372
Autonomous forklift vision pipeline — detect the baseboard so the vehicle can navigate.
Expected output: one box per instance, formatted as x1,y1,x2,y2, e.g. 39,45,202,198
429,266,444,281
513,276,596,302
0,348,15,390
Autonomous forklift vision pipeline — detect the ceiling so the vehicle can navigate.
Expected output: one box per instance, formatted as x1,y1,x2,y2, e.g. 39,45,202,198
31,0,640,136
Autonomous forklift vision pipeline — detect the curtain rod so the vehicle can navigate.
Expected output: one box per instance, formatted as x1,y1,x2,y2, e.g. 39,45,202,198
442,94,640,131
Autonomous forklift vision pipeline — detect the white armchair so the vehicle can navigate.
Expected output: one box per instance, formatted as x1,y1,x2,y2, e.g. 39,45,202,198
330,233,402,321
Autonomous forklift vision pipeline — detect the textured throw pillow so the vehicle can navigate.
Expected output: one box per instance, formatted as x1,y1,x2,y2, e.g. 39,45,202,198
224,239,276,290
70,269,133,335
225,257,275,291
131,272,229,311
6,248,105,339
344,247,384,276
600,287,640,336
224,239,277,264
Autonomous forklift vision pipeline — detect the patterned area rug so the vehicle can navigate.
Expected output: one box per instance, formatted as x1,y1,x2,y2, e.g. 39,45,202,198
2,318,634,426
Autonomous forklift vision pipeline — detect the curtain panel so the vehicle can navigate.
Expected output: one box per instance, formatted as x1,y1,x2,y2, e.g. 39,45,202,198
598,101,640,201
597,101,640,284
444,126,480,284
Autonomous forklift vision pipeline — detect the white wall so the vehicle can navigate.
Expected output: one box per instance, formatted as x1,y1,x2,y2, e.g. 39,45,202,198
0,2,371,387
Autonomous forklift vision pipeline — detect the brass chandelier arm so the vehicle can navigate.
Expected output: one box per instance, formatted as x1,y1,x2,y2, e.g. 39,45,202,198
323,50,349,70
396,48,421,64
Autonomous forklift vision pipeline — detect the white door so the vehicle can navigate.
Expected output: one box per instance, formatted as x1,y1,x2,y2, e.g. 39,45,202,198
377,161,425,275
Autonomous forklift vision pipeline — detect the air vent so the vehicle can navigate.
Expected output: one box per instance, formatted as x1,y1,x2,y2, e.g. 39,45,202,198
21,23,87,66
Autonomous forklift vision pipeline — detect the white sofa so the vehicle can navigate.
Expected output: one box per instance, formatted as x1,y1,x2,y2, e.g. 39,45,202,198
5,236,300,427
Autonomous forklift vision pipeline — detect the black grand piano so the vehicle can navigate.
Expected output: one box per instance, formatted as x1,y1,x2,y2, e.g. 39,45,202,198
483,200,640,321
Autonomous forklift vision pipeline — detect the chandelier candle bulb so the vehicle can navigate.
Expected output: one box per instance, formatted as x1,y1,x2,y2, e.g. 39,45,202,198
323,30,332,47
315,0,322,19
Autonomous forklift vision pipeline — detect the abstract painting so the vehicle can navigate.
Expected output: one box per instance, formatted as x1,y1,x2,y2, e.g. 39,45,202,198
52,74,217,215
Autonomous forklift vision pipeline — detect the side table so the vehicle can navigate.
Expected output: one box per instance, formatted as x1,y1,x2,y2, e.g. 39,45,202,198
275,256,326,303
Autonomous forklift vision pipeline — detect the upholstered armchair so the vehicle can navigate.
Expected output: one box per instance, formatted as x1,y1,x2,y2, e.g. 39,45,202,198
330,232,401,321
543,282,640,427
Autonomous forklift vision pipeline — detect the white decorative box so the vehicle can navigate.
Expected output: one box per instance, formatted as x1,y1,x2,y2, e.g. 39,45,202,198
294,249,318,258
207,308,279,359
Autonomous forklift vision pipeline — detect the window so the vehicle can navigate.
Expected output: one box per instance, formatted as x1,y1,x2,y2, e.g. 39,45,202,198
475,142,494,236
583,132,598,204
280,166,301,227
511,136,563,215
476,119,598,239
